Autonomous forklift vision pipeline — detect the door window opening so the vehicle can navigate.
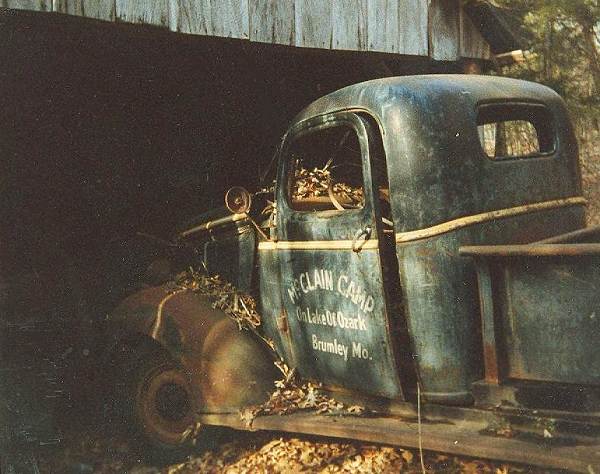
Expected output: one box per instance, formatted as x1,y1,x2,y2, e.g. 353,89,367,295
287,125,364,212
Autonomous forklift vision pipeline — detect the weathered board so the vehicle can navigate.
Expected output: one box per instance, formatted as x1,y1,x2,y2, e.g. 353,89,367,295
172,0,211,35
367,0,399,53
198,411,600,473
2,0,495,61
294,0,331,49
366,0,427,55
459,5,491,59
54,0,114,21
2,0,51,10
210,0,249,40
249,0,294,45
53,0,84,16
115,0,169,28
429,0,460,61
398,0,428,56
331,0,367,51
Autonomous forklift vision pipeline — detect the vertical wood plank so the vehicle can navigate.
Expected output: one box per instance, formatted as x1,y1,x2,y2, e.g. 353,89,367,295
249,0,294,45
2,0,51,11
459,5,491,59
53,0,83,16
429,0,459,61
397,0,428,56
331,0,367,51
115,0,169,28
210,0,249,40
367,0,398,53
294,0,331,49
171,0,211,35
81,0,115,21
167,0,177,31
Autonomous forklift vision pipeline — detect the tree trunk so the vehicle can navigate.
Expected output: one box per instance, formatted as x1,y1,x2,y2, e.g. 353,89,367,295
581,23,600,95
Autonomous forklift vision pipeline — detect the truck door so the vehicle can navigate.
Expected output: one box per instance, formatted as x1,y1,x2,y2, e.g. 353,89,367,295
271,112,405,399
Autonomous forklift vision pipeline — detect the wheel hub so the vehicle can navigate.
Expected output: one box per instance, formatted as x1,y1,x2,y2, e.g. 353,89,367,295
154,382,190,422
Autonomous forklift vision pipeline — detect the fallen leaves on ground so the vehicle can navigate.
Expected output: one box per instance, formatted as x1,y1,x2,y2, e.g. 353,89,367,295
169,435,543,474
39,429,542,474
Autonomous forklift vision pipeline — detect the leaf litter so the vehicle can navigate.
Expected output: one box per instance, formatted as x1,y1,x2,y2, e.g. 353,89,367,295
173,269,367,431
39,428,542,474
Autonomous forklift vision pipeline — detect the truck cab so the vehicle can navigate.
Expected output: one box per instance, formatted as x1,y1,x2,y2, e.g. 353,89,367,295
107,76,597,468
192,74,585,402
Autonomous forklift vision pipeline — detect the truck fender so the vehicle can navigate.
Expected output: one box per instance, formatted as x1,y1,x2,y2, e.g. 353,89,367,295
106,284,278,414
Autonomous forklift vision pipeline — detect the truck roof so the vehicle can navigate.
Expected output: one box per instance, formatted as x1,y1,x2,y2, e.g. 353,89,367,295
286,74,581,235
292,75,561,128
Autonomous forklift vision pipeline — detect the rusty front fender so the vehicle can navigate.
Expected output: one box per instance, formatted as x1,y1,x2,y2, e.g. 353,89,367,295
106,285,278,414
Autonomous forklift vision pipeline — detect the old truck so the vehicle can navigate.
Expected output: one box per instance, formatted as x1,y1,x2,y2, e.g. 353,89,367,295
106,75,600,471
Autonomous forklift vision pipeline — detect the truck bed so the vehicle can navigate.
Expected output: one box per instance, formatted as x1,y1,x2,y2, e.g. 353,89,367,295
461,225,600,402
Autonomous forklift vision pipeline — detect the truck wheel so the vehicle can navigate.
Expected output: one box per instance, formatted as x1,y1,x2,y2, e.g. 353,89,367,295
125,352,197,461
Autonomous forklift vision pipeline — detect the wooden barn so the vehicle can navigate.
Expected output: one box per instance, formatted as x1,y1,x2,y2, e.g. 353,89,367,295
1,1,519,68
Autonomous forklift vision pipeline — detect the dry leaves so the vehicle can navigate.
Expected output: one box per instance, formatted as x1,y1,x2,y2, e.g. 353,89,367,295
172,269,365,427
292,162,364,208
240,361,365,427
168,436,408,474
38,428,539,474
165,434,533,474
174,270,262,333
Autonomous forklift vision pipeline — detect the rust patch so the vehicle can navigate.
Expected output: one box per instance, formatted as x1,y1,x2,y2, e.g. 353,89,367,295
483,343,499,384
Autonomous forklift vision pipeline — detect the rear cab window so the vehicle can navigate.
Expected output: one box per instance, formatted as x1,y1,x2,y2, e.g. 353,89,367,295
476,102,556,160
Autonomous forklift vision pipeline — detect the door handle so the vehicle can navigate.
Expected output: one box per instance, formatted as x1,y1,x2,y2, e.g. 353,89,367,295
352,225,372,253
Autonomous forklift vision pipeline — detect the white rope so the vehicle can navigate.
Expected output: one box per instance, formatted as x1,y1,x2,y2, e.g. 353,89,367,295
152,289,187,339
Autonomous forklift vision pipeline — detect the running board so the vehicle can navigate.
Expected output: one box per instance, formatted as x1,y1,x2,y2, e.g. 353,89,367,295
197,412,600,472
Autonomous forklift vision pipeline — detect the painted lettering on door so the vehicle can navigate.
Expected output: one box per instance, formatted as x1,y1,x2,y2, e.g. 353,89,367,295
287,268,376,362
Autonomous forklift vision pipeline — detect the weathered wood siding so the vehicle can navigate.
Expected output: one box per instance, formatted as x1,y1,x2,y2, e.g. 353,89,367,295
116,0,169,27
54,0,114,21
366,0,427,55
211,0,249,39
429,0,460,61
459,5,491,59
295,0,332,49
172,0,211,35
331,0,368,51
2,0,51,10
399,0,428,56
249,0,294,45
2,0,495,60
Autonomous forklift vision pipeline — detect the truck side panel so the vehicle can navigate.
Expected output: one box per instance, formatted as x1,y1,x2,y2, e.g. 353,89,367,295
396,206,585,403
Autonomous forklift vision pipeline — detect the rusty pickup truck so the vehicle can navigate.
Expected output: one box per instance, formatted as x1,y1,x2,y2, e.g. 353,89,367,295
106,75,600,471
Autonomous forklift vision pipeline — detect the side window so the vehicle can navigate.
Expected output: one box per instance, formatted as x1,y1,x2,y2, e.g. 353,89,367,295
287,124,364,212
477,103,555,160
